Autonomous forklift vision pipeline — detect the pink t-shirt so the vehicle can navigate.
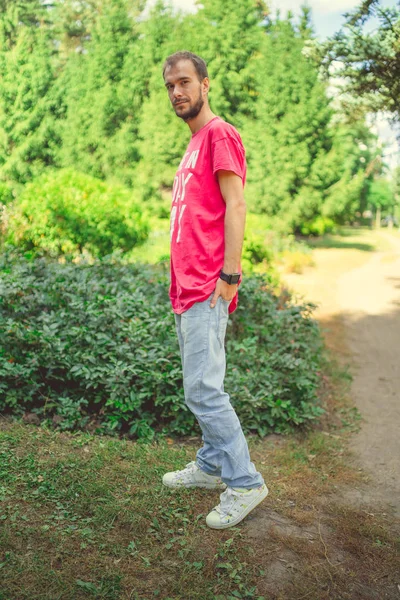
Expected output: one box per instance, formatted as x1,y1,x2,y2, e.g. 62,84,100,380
169,116,246,314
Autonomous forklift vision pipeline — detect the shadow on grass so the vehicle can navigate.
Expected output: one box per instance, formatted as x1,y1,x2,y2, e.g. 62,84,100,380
300,225,400,252
387,276,400,291
304,238,375,252
299,227,375,252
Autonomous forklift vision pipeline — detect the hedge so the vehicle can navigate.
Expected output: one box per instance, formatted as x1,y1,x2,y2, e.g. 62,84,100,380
0,253,324,438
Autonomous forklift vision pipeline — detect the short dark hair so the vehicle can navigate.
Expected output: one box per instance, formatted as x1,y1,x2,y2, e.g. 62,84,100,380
162,51,208,82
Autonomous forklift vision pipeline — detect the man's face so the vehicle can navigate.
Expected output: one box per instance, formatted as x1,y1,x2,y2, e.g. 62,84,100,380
164,60,208,122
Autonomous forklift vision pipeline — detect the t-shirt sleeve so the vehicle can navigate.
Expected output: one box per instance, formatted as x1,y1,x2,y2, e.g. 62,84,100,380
212,136,246,182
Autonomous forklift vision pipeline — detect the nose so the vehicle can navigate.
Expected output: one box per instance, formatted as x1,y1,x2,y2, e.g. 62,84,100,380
173,85,184,100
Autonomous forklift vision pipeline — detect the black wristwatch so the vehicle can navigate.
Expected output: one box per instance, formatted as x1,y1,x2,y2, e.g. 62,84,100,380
219,270,240,285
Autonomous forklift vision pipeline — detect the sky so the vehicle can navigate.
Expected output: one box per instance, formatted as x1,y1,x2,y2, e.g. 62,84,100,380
170,0,397,40
166,0,399,172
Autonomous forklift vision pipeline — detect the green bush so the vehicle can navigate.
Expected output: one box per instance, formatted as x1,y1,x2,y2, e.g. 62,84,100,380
3,169,149,257
0,253,324,438
299,216,336,237
243,230,273,267
0,182,14,206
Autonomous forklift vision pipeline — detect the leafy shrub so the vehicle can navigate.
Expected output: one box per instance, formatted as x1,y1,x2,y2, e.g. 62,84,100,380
0,182,14,206
0,253,323,438
0,183,14,239
243,230,273,267
3,169,149,257
299,216,336,237
242,226,315,276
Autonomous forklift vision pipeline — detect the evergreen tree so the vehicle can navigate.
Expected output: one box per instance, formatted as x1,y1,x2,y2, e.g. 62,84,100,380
307,0,400,124
191,0,267,123
0,0,385,232
49,0,104,58
317,120,377,223
132,2,188,196
0,6,58,184
243,12,333,228
0,0,50,46
58,0,143,182
243,8,376,231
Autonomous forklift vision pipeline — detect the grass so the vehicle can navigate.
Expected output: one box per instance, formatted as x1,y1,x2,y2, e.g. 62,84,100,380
127,216,170,264
304,226,397,253
1,361,399,600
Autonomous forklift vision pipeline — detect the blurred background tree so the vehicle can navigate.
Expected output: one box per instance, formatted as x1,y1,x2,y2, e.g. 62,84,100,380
368,177,396,228
306,0,400,125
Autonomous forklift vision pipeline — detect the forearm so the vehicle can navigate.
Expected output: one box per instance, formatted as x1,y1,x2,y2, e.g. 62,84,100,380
223,200,246,273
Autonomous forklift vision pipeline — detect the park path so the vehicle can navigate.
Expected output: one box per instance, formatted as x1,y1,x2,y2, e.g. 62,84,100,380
282,230,400,516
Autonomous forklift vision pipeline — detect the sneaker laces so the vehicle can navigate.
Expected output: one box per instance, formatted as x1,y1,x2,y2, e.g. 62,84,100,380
173,461,197,481
184,461,197,472
214,487,240,518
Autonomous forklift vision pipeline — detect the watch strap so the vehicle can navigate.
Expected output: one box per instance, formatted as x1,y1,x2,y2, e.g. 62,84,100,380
220,270,240,285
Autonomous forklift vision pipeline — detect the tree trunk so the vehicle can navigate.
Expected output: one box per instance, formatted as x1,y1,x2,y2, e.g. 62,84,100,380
375,206,381,229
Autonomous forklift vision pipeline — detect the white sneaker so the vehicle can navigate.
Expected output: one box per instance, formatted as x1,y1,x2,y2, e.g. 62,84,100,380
162,461,227,490
206,484,269,529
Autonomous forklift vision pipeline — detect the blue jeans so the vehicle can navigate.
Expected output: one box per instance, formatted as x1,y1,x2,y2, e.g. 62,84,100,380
174,294,264,489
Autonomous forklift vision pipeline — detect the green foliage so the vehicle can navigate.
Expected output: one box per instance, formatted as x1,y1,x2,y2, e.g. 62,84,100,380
227,277,324,435
243,12,376,232
57,0,145,185
0,12,58,183
0,0,385,231
0,181,13,205
0,254,323,438
242,230,273,267
191,0,266,121
367,178,394,211
4,169,149,257
127,215,170,264
243,13,332,225
300,216,336,236
310,0,400,121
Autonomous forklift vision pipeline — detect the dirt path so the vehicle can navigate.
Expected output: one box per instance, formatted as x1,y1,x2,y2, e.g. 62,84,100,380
283,230,400,517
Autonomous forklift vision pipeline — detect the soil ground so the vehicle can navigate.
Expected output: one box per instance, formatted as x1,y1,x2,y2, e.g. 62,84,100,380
283,228,400,519
240,227,400,599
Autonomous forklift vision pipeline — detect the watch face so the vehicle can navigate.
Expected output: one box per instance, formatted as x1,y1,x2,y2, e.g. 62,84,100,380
231,274,240,284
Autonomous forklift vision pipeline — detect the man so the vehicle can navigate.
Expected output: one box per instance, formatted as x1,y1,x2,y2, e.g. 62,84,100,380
162,51,268,529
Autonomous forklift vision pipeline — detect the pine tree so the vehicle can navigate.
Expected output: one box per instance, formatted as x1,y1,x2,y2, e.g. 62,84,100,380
191,0,267,123
0,3,58,184
243,12,333,228
307,0,400,124
131,2,188,197
242,8,377,231
57,0,143,183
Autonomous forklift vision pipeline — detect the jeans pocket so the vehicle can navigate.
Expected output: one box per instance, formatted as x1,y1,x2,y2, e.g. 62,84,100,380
217,297,229,347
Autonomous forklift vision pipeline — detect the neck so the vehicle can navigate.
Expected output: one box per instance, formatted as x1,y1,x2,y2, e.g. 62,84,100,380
187,106,217,134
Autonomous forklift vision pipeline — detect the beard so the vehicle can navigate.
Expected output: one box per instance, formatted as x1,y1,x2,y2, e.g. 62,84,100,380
174,93,204,122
